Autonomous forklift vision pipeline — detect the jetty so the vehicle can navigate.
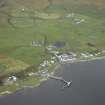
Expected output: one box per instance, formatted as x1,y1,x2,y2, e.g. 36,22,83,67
31,71,72,88
48,75,72,88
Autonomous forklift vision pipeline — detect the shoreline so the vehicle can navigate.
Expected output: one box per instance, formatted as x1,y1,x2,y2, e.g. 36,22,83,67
0,56,105,97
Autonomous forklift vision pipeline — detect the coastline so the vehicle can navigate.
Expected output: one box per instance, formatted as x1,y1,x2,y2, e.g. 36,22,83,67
0,56,105,97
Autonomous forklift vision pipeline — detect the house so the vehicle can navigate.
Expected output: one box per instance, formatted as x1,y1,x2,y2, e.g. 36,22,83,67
8,76,17,82
66,13,75,18
74,18,85,24
4,75,17,85
56,53,76,62
31,41,43,47
81,52,94,58
40,60,50,67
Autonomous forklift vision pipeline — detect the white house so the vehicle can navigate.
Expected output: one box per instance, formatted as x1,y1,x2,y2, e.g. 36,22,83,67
56,53,76,62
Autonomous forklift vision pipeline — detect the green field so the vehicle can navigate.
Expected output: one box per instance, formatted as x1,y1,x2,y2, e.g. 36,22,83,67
0,0,105,95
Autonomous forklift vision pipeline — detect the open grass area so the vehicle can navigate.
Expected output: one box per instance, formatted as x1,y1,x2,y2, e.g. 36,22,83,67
0,0,105,95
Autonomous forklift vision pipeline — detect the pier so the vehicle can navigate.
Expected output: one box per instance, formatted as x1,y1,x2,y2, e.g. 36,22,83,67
48,75,72,88
31,71,72,88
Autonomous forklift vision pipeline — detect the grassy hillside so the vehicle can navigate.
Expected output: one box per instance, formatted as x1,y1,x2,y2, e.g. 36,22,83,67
0,0,105,95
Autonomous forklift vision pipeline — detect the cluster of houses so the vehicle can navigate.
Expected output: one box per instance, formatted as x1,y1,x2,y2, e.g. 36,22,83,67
40,59,55,68
74,18,85,24
31,41,44,47
46,43,77,63
47,45,57,51
31,40,77,66
55,52,77,63
48,47,77,63
4,76,17,85
80,50,105,58
80,52,94,58
28,69,53,78
35,69,51,78
65,12,85,24
65,13,75,18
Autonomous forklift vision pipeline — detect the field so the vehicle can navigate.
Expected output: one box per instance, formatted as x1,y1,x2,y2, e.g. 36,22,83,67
0,0,105,95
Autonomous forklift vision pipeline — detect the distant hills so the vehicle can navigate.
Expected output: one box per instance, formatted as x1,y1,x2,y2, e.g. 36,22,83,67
0,0,105,10
0,0,105,26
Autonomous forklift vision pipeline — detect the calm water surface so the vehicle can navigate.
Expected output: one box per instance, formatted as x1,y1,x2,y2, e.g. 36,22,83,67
0,59,105,105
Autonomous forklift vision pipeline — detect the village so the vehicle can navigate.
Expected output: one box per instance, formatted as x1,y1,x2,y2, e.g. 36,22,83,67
0,7,105,95
4,39,105,86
